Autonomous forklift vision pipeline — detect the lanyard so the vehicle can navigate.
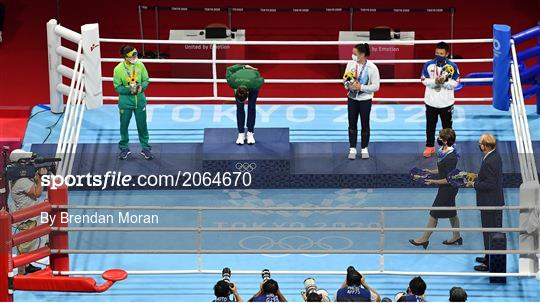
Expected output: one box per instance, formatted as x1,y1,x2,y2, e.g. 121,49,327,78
124,62,137,83
434,59,447,78
355,61,367,81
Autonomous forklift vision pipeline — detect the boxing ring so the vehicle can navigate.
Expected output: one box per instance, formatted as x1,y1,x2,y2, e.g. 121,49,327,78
7,20,540,301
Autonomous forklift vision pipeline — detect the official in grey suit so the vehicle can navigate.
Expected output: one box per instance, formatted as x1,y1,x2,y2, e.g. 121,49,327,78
466,134,505,272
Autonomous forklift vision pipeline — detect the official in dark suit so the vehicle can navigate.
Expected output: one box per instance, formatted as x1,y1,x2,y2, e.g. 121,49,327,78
466,134,504,272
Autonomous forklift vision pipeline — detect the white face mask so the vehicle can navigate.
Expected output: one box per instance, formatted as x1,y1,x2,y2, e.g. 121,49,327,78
351,54,358,61
129,58,138,64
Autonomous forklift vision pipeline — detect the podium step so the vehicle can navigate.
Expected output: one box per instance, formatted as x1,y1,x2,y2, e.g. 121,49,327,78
27,128,535,190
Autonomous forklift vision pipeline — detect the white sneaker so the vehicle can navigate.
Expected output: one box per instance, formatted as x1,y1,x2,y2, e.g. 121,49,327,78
236,133,245,145
246,132,255,145
361,148,369,159
348,148,357,160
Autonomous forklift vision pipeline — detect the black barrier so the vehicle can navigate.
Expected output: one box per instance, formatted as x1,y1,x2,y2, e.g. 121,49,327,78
139,7,454,13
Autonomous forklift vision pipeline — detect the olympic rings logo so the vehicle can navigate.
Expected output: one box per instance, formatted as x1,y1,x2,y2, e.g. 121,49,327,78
493,39,501,51
238,235,354,252
235,162,257,172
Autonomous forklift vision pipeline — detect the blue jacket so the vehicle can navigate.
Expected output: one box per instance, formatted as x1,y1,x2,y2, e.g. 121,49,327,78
474,150,505,206
335,286,374,302
250,293,280,302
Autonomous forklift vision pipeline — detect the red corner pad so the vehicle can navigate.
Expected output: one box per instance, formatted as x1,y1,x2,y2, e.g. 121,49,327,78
13,268,128,293
102,269,128,282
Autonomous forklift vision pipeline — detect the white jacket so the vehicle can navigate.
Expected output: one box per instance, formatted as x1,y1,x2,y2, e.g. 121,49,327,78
421,58,460,108
343,60,380,101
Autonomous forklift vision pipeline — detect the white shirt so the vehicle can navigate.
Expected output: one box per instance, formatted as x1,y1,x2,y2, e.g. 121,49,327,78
483,148,495,161
343,60,380,101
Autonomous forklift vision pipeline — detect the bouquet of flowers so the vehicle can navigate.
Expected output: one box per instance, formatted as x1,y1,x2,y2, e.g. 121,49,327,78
343,71,356,85
441,64,455,81
447,169,477,188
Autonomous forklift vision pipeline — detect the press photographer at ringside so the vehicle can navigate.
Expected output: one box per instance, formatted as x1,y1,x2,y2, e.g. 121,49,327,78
301,277,330,302
213,267,243,302
5,149,59,275
334,266,380,302
249,269,287,302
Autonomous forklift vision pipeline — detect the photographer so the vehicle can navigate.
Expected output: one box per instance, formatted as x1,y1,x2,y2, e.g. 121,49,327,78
334,266,380,302
449,287,467,302
8,149,46,274
249,269,287,302
214,268,243,302
214,281,242,302
394,277,426,302
301,278,330,302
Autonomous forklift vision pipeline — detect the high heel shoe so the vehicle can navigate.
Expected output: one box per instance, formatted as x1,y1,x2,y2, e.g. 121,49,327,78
409,239,429,249
442,237,463,245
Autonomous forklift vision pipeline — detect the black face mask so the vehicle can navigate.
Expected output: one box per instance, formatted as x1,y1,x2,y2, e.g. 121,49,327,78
437,138,445,146
435,55,446,65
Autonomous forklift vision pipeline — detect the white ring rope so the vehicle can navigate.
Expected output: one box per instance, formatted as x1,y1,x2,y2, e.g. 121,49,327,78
101,96,493,102
100,58,493,64
101,77,493,84
50,249,538,255
52,205,531,211
52,269,536,277
52,227,525,233
99,38,494,45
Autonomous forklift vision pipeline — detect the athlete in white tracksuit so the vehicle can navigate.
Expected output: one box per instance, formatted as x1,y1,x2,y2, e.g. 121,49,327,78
343,43,380,160
421,42,460,157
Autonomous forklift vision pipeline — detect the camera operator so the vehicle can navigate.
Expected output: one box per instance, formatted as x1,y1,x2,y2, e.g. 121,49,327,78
334,266,380,302
301,277,330,302
214,268,243,302
249,269,287,302
8,149,47,274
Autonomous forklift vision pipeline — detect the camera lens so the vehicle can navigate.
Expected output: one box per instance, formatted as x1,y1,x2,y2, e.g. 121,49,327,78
304,277,317,294
222,267,231,283
261,269,271,281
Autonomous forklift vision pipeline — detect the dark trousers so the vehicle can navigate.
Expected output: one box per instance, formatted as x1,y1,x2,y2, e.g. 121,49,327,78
425,104,453,147
236,89,259,133
481,209,503,262
348,98,372,149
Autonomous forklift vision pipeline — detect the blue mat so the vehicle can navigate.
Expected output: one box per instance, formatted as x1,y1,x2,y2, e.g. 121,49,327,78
14,104,540,301
22,104,540,148
13,188,540,302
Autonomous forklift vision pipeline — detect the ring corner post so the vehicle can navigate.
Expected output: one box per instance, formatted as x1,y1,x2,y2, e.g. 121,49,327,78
537,27,540,115
81,23,103,110
47,19,64,114
48,183,69,272
518,181,540,276
492,24,512,111
0,211,13,301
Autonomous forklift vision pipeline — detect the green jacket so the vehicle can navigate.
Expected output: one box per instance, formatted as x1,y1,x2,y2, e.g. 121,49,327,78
226,64,264,90
113,61,150,109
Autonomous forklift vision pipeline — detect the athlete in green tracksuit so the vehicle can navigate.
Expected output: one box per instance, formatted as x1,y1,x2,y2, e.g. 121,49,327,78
226,64,264,145
113,45,153,160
